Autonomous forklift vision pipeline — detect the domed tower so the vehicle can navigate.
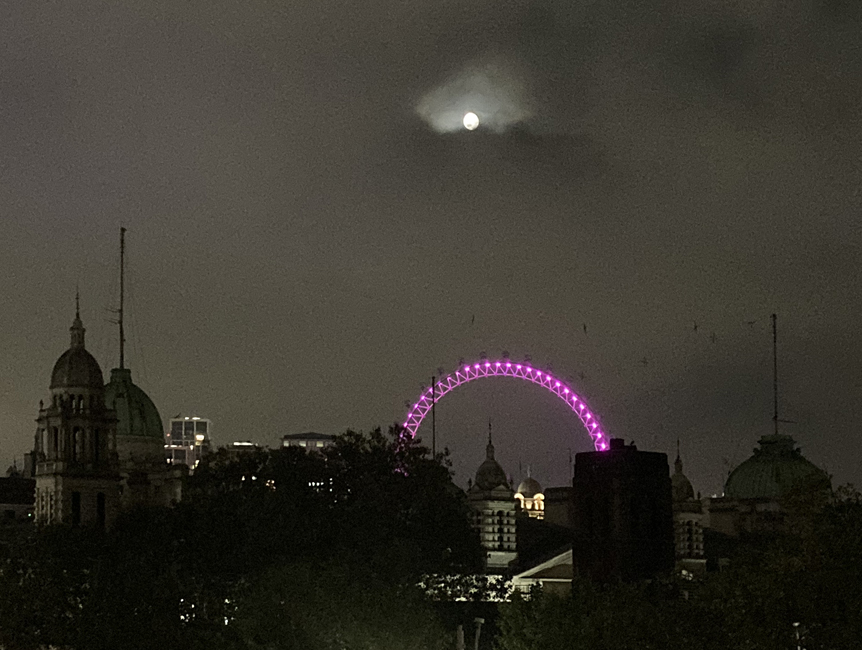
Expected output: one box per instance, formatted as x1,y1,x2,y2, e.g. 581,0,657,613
103,227,184,508
515,473,545,520
670,442,704,570
33,301,120,527
106,368,181,507
467,422,517,573
709,315,832,538
709,434,830,538
724,434,829,500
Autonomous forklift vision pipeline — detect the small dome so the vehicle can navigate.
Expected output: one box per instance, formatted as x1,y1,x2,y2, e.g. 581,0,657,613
51,347,105,389
516,477,543,498
671,451,695,502
475,457,508,491
724,434,829,500
672,471,695,502
50,310,104,389
105,368,164,440
474,438,510,491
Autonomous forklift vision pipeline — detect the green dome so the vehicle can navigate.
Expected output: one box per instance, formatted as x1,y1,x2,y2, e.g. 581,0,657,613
724,435,829,500
672,470,695,502
104,368,164,440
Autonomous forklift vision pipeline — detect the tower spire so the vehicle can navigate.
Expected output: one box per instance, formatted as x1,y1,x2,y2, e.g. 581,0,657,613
674,439,683,474
119,227,126,369
486,419,495,459
70,289,85,348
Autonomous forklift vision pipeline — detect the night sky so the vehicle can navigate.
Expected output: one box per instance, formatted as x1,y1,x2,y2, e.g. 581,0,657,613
2,2,861,496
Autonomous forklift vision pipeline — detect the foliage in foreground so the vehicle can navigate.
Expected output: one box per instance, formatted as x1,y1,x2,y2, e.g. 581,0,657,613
496,486,862,650
0,425,482,650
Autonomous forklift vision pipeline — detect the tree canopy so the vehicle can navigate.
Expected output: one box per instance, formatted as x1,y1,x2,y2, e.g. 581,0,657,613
0,425,483,650
496,485,862,650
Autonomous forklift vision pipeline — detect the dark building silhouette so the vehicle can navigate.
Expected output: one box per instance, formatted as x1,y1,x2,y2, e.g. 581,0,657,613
572,438,674,582
543,486,574,529
0,463,35,523
709,434,830,538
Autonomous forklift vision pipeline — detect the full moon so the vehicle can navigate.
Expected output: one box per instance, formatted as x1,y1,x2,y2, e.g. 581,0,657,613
463,112,479,131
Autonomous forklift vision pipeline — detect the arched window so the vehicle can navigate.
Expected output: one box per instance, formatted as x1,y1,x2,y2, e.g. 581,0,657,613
72,428,80,462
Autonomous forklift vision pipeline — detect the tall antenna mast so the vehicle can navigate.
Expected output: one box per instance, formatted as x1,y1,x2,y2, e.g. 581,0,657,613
431,375,436,458
772,313,778,436
119,227,126,369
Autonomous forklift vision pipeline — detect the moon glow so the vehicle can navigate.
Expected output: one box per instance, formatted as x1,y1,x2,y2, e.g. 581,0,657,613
463,112,480,131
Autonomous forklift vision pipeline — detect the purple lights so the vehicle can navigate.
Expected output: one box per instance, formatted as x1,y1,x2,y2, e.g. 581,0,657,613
402,357,608,451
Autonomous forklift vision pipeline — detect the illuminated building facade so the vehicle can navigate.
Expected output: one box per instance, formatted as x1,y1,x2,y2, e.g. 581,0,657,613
515,475,544,519
282,432,336,451
165,416,212,469
226,441,260,459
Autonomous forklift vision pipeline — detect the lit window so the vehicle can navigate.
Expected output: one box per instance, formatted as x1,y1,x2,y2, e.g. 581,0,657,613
299,441,307,447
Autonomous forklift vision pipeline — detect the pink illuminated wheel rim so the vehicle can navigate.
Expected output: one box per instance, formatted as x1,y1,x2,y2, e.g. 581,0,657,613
403,359,608,451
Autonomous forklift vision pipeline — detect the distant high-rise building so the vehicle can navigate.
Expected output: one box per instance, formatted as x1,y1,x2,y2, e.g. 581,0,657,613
281,432,336,450
225,441,260,460
165,416,212,469
572,438,674,582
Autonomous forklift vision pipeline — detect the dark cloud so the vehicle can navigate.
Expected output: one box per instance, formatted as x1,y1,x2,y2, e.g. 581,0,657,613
1,1,860,494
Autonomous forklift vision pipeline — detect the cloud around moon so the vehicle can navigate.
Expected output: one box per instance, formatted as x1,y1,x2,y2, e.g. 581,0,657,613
415,54,533,133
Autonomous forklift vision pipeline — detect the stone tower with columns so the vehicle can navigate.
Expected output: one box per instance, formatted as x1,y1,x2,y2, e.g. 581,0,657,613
33,300,120,527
